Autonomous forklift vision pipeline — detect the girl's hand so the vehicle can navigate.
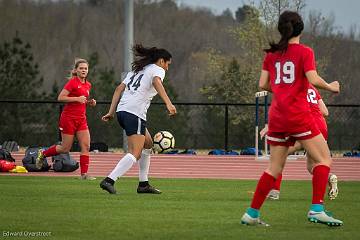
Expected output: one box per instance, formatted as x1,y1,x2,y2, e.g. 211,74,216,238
329,81,340,93
166,103,177,116
102,113,114,122
77,96,87,103
260,126,268,139
87,98,96,107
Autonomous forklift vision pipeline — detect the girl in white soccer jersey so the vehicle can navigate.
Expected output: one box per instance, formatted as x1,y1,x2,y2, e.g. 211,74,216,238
100,44,176,194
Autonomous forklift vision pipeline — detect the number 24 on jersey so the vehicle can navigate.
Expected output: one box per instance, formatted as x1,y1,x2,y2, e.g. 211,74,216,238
127,74,144,91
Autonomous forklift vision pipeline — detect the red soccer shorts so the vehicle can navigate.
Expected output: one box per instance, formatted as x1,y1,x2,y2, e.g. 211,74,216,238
59,114,88,135
267,123,321,147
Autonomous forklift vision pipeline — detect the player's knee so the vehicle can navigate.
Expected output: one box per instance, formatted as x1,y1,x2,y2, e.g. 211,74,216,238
317,153,332,167
80,143,90,153
322,157,332,167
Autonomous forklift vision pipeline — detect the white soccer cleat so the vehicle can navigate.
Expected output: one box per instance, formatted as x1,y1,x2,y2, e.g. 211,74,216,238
307,210,343,226
328,173,338,200
241,213,270,227
267,189,280,200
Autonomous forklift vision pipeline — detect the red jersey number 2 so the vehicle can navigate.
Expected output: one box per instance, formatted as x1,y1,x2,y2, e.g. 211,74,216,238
307,88,318,104
274,61,295,84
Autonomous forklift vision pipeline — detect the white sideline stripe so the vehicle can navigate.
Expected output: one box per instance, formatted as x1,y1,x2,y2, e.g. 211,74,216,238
267,136,288,142
291,131,312,137
137,117,141,134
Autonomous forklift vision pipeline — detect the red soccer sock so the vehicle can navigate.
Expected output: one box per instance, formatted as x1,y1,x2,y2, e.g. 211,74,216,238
250,172,276,210
312,165,330,204
43,145,58,157
274,173,283,191
80,155,90,175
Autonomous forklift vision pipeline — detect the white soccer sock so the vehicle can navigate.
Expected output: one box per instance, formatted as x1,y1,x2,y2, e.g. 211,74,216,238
138,148,152,182
108,153,136,181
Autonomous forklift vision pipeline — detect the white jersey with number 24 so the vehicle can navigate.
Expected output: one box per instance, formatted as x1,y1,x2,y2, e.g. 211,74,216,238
116,64,165,120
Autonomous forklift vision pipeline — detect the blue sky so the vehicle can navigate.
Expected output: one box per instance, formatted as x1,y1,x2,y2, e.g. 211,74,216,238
177,0,360,33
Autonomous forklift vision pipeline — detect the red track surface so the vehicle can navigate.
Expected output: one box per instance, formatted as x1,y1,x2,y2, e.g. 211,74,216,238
3,153,360,181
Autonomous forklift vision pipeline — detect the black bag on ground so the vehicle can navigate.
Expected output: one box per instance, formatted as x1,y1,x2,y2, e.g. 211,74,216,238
1,141,19,152
0,148,15,162
22,147,50,172
52,153,79,172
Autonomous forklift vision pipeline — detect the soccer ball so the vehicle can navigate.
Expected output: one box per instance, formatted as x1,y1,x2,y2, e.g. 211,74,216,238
153,131,175,153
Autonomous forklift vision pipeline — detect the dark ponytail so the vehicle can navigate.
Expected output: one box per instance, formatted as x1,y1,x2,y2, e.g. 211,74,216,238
265,11,304,53
132,44,172,73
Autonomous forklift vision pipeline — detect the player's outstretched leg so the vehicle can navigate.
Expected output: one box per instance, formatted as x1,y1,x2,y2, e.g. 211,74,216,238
328,173,338,200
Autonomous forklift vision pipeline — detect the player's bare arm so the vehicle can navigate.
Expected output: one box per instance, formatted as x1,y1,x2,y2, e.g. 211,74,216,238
318,99,329,117
58,89,86,103
152,77,177,116
102,82,126,122
259,70,272,92
306,70,340,93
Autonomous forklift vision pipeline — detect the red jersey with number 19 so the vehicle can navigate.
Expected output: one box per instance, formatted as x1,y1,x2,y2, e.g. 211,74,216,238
61,76,91,118
263,43,316,133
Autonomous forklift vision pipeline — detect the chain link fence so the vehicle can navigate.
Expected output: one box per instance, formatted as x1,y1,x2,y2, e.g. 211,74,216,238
0,100,359,151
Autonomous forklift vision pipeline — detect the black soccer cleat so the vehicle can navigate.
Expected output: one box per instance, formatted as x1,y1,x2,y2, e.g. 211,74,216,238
137,185,162,194
100,179,116,194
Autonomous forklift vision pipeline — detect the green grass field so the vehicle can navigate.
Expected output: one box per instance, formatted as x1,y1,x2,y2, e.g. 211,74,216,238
0,176,359,240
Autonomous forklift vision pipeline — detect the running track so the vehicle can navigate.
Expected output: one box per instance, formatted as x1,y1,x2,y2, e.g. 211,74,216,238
2,153,360,181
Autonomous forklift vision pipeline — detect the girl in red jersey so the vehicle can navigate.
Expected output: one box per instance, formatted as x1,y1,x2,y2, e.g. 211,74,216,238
241,11,343,226
262,84,338,200
36,58,97,180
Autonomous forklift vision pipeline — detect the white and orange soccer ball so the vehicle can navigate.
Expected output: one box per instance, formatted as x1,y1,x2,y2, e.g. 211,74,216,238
153,131,175,153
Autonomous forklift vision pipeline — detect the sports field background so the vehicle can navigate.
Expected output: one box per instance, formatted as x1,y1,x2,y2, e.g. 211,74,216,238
0,176,359,240
1,1,360,238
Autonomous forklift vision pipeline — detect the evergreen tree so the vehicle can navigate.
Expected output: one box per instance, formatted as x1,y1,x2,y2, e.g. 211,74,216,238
0,35,57,146
0,35,44,99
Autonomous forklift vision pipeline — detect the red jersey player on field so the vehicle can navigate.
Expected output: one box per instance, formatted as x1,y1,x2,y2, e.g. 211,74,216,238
36,58,97,180
240,11,343,227
263,84,338,200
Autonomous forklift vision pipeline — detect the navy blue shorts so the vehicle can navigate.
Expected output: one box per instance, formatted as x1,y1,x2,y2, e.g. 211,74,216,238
116,111,146,136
